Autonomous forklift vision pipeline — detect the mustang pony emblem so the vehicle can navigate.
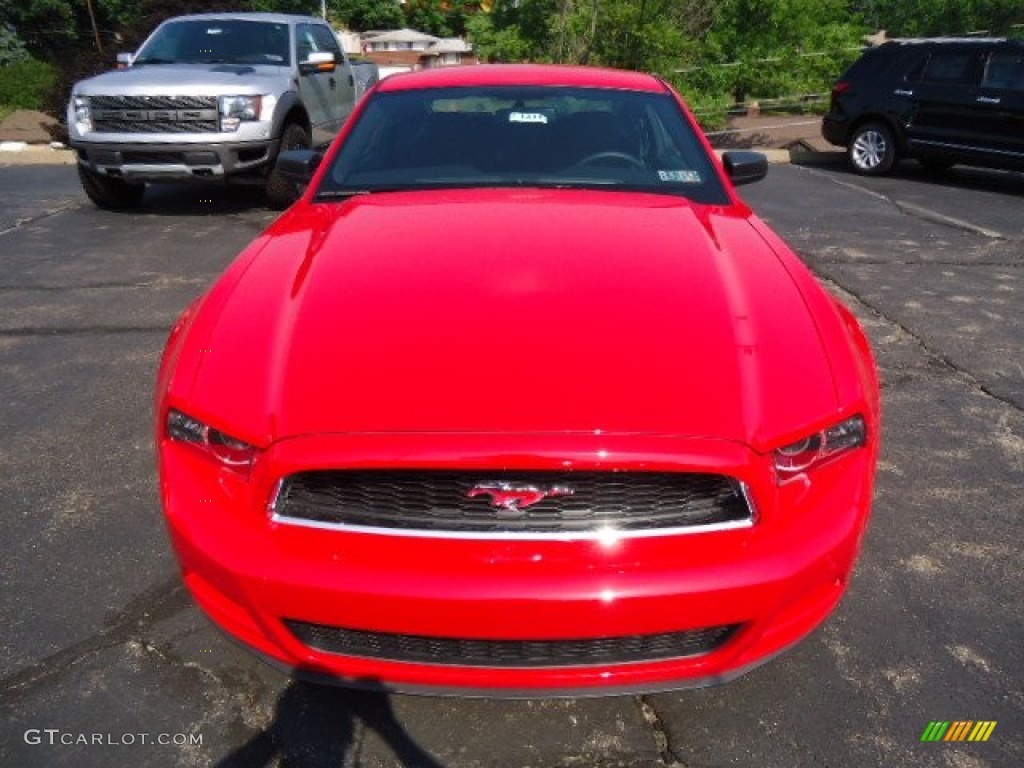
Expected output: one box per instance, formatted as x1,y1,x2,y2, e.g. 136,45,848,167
466,482,574,513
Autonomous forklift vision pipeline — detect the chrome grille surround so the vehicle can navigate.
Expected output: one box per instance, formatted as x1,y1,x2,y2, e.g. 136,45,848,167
270,470,756,539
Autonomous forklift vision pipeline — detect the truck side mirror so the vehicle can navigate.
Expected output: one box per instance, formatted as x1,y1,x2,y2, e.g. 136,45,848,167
116,52,134,69
300,51,336,75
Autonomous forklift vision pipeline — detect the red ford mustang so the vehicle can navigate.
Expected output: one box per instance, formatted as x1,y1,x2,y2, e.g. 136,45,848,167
156,65,880,696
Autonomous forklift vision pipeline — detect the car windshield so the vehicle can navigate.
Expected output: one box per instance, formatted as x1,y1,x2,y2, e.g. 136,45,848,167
317,86,729,204
133,20,290,66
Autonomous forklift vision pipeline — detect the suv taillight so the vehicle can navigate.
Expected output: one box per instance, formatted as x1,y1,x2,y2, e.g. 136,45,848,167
830,81,852,109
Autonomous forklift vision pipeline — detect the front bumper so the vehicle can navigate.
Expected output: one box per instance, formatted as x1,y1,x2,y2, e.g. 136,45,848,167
71,137,279,182
159,432,874,696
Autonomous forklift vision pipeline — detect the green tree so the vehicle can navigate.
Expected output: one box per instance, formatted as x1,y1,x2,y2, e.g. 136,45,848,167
0,0,77,58
0,22,31,65
332,0,404,31
852,0,1022,37
466,10,530,61
690,0,864,104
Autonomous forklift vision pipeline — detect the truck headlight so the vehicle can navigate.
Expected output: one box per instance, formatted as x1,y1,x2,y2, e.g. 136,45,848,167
73,95,92,133
219,95,262,132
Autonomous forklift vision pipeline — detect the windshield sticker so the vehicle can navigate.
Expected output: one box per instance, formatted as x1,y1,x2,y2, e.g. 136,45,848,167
658,170,701,183
509,112,548,125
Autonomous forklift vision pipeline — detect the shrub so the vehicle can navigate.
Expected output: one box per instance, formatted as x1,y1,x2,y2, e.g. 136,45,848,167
0,57,57,110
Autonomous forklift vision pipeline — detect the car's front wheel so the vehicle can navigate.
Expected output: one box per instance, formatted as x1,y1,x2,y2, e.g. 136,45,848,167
77,165,145,209
848,122,896,175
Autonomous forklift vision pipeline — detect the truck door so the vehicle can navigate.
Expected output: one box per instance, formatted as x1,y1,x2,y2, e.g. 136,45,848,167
295,23,354,146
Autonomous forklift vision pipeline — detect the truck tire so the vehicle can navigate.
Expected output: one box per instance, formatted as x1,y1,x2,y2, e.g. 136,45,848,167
77,165,145,209
266,122,311,209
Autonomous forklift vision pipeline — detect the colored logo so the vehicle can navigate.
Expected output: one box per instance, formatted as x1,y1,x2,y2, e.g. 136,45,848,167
466,482,574,515
921,721,996,742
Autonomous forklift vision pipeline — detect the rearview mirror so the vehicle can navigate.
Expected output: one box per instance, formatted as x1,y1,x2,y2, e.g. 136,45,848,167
116,52,134,69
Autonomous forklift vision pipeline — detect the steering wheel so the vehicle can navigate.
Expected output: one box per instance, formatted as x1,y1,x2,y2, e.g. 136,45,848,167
576,151,645,169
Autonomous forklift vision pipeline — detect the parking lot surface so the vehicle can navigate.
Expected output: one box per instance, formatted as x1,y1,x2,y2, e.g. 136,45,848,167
1,161,1021,767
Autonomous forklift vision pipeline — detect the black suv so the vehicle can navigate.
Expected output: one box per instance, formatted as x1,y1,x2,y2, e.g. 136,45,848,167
822,38,1024,174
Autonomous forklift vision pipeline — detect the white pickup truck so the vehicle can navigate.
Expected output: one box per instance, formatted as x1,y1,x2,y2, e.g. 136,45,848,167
66,12,377,209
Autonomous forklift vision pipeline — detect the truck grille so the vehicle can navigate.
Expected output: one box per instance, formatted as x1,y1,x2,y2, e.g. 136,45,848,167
91,95,219,133
284,620,742,667
272,470,753,536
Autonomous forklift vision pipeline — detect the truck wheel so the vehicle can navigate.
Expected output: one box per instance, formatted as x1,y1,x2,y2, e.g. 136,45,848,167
266,122,311,209
848,122,896,175
77,165,145,209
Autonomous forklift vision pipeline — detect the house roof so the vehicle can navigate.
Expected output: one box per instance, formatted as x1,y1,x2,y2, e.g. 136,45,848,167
426,38,473,55
362,28,440,45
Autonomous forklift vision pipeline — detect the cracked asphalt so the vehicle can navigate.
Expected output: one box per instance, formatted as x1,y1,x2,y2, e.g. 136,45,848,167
1,160,1021,767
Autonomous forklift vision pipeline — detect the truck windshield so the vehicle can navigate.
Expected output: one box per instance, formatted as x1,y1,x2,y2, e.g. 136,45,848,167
134,20,290,66
318,86,729,205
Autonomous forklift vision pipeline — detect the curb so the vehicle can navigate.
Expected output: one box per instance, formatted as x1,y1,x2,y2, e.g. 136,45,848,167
0,144,76,166
715,148,846,166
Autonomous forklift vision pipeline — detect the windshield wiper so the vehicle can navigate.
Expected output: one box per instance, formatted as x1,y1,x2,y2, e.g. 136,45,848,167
132,58,177,65
314,187,409,201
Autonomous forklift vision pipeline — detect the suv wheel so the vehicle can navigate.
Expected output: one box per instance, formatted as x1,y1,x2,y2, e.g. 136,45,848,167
848,122,896,175
266,122,311,209
77,165,145,209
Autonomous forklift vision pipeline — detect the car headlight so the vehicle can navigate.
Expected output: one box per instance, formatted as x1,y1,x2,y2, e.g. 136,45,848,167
219,95,263,132
72,95,92,134
774,415,866,482
166,408,257,470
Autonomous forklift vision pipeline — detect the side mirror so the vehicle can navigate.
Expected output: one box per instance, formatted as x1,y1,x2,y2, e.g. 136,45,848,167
116,52,134,69
722,151,768,186
300,51,336,75
275,149,323,184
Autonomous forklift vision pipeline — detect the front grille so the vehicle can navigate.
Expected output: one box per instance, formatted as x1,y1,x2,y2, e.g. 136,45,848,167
272,470,752,535
284,620,741,667
91,95,219,134
91,95,217,111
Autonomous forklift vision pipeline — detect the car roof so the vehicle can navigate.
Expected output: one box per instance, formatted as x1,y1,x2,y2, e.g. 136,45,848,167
161,12,322,25
881,37,1017,47
377,64,669,93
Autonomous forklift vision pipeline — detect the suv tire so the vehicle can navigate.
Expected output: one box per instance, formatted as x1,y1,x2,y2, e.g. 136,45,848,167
848,122,896,175
266,122,311,209
78,165,145,209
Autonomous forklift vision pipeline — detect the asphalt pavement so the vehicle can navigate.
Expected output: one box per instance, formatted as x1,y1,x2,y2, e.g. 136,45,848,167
0,161,1021,767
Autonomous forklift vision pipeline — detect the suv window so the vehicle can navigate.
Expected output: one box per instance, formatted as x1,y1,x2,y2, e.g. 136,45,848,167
921,52,982,85
840,47,892,80
983,51,1024,91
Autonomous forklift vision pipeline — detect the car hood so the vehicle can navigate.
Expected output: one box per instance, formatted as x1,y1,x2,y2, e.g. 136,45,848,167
187,189,839,446
75,63,289,96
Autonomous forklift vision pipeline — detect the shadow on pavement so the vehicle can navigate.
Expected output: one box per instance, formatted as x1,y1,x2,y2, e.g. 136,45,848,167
122,182,276,217
812,159,1024,196
214,677,444,768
